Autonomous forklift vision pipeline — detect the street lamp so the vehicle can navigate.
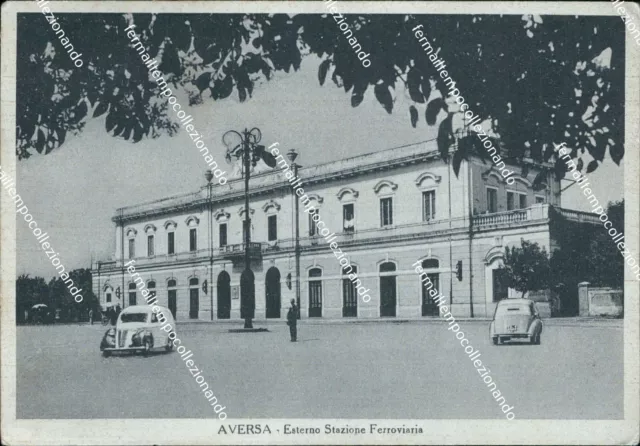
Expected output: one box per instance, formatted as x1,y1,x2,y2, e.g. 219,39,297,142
222,128,268,329
205,169,214,321
286,149,301,319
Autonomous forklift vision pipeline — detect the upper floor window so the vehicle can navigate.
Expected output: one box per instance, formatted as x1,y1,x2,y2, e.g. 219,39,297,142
189,228,197,252
128,238,135,259
343,204,355,232
268,215,278,241
535,195,545,205
507,191,527,211
148,281,156,299
309,209,320,236
519,194,527,209
219,223,227,247
380,197,393,227
423,190,436,221
147,235,155,257
487,187,498,213
167,232,175,255
128,282,137,306
242,220,250,242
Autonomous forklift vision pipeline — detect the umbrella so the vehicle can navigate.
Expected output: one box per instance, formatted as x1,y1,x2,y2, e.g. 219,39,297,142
31,303,48,309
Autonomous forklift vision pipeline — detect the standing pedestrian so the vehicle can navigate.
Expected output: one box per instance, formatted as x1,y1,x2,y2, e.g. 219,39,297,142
88,308,93,325
286,298,298,342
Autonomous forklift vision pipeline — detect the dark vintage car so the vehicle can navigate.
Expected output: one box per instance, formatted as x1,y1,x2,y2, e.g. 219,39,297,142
490,298,543,345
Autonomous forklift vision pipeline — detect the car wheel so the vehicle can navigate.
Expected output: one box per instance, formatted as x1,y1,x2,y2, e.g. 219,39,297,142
492,336,499,345
102,350,111,357
165,337,174,352
535,333,541,345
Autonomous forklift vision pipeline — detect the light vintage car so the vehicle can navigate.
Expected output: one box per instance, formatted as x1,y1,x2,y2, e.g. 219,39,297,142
100,305,176,357
490,298,543,345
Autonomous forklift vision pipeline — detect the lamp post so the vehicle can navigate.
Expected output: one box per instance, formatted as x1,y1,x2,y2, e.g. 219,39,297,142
286,149,301,318
205,169,214,321
222,128,266,329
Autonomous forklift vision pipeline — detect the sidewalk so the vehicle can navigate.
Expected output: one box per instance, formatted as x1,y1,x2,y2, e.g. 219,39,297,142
175,316,623,327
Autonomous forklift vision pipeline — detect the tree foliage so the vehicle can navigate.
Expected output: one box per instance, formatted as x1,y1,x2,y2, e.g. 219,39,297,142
503,239,551,298
16,269,99,323
17,13,624,179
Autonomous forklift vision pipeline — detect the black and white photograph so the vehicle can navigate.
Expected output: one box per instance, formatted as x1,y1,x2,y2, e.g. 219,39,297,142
1,1,638,444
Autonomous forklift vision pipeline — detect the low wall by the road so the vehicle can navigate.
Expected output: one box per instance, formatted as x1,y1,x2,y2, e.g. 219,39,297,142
578,282,623,317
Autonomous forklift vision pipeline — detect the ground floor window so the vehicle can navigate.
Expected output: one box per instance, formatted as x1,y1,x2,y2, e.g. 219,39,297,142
492,268,509,302
128,283,136,306
342,265,358,317
309,268,322,318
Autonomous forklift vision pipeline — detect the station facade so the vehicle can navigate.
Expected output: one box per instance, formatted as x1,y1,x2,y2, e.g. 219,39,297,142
92,140,599,319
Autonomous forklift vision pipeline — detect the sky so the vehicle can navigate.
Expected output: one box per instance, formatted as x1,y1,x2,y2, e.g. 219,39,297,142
15,53,624,279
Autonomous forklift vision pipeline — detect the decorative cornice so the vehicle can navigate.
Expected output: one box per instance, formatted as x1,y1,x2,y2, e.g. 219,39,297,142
481,170,532,187
306,193,324,204
112,146,443,223
238,206,255,216
415,172,442,187
336,187,359,200
144,224,157,233
164,220,178,230
262,199,281,212
512,176,532,187
125,227,138,237
373,179,399,194
185,215,200,226
484,246,505,265
481,171,504,183
214,209,231,221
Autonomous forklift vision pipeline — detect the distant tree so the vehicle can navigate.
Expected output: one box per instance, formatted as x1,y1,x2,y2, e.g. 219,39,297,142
17,13,624,180
503,239,551,298
48,268,98,322
16,274,49,323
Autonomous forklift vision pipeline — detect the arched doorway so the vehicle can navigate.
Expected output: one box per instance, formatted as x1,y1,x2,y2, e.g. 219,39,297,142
167,279,177,319
189,278,199,319
265,267,281,318
379,262,397,317
217,271,231,319
421,259,440,316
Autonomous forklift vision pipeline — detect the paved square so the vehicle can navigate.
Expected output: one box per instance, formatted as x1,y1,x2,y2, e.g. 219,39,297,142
17,320,622,419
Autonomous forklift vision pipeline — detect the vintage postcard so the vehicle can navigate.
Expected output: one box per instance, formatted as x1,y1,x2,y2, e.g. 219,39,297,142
1,1,639,444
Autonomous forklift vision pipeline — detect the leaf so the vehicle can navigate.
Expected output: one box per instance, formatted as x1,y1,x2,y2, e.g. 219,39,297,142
452,147,465,177
35,129,45,153
425,98,445,125
409,105,418,128
407,68,424,103
421,76,431,104
238,86,247,103
437,113,454,160
93,102,109,118
75,101,88,122
532,169,547,191
212,76,234,100
261,150,277,168
576,158,584,172
57,128,66,146
586,160,598,173
195,72,211,92
318,59,331,86
105,112,117,133
374,83,393,114
610,143,624,165
350,80,367,108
